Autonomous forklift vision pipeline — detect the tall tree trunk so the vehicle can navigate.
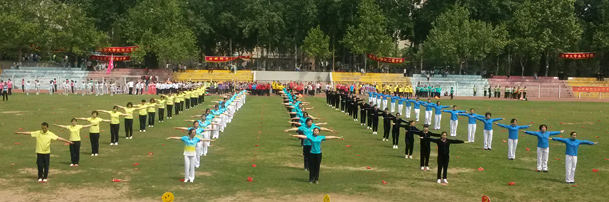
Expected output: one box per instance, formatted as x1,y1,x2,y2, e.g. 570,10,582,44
545,51,549,77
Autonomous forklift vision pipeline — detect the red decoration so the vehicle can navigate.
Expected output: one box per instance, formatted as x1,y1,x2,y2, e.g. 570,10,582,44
251,164,256,168
346,145,351,147
148,152,153,156
508,182,515,186
367,166,372,170
205,55,253,63
573,87,609,92
592,169,599,172
89,55,131,62
99,46,138,54
559,52,595,59
478,167,485,171
366,54,406,64
133,163,139,166
112,179,122,182
247,177,253,182
382,180,387,184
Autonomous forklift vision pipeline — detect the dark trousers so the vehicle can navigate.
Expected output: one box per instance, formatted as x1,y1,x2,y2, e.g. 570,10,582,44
158,109,165,121
69,141,81,164
383,123,391,139
405,137,414,155
360,110,366,124
124,119,133,137
420,144,430,167
175,103,180,115
303,146,311,170
185,99,190,109
129,87,133,94
201,94,205,102
308,153,322,182
22,85,25,92
148,112,155,126
110,124,119,143
367,113,373,127
180,101,185,111
392,129,400,145
139,115,147,130
90,133,100,154
2,91,7,101
167,105,173,118
372,118,379,132
437,155,449,179
352,106,358,119
36,153,50,179
192,98,197,107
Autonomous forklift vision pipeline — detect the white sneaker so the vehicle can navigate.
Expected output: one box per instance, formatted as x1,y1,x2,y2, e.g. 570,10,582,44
70,164,74,167
38,178,43,182
409,156,413,159
95,154,99,156
115,142,118,145
139,130,142,132
126,137,129,139
373,132,377,135
442,179,448,183
184,179,189,183
42,179,47,182
425,166,429,171
110,143,114,146
437,179,442,184
91,154,95,156
405,155,408,158
421,167,425,171
395,146,398,149
129,137,133,139
143,130,146,132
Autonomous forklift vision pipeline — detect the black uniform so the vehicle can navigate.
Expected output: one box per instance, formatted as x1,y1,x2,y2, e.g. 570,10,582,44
415,131,441,168
405,125,421,156
424,137,465,179
391,119,409,146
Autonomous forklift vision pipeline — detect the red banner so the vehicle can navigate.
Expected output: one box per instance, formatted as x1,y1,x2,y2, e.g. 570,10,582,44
205,55,253,63
90,55,131,62
572,86,609,92
99,46,138,54
367,54,405,64
559,52,595,59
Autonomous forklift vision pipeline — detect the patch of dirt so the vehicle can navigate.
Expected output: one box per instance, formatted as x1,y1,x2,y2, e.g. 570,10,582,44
213,192,378,202
447,167,475,174
283,162,389,172
0,185,153,202
195,171,213,177
19,167,83,175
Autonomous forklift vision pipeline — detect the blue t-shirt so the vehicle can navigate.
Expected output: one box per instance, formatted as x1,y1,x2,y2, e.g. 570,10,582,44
181,136,200,156
475,117,503,130
497,124,530,139
459,113,482,124
188,127,205,139
410,100,420,109
422,102,435,111
308,135,326,154
552,138,594,156
524,131,562,148
298,124,317,146
443,110,466,121
433,105,450,115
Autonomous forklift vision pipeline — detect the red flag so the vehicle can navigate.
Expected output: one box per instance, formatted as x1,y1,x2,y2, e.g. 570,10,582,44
107,55,114,74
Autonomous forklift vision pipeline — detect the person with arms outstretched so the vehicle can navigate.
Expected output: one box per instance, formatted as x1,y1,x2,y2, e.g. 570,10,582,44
442,105,466,137
474,113,504,150
550,132,597,184
495,119,531,160
420,131,468,184
523,125,564,172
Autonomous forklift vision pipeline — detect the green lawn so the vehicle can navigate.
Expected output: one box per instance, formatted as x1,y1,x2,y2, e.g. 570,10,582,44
0,94,608,201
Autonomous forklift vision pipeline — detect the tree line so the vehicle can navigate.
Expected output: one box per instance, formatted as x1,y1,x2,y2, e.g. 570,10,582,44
1,0,608,77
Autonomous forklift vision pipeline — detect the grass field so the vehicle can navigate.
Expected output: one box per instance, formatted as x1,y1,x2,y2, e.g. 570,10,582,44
1,93,608,201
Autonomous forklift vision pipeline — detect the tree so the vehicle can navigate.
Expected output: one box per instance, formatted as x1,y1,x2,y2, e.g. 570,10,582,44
123,0,198,67
423,5,502,74
303,25,331,71
510,0,582,76
342,0,394,70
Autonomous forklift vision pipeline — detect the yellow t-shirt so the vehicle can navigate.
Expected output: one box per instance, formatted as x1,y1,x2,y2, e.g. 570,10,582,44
157,99,166,109
68,125,83,141
138,104,149,115
87,117,103,133
31,130,59,154
109,111,122,124
190,91,197,98
166,96,174,105
124,108,135,119
148,103,156,113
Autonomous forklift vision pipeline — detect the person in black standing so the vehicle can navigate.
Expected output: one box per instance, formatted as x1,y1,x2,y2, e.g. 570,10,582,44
359,100,370,126
390,113,409,149
366,102,374,130
379,108,394,142
340,92,348,113
405,120,420,159
421,131,468,184
370,105,381,135
415,124,441,171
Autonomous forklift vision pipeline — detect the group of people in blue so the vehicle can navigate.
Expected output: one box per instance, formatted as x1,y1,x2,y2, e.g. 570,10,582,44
322,88,598,185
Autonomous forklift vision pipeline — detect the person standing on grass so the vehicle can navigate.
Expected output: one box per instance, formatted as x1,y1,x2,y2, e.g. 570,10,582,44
291,127,343,184
15,122,73,182
420,98,435,126
115,103,146,139
403,97,412,118
135,99,149,132
442,105,466,137
404,120,421,159
495,119,531,160
409,97,422,122
550,132,597,184
431,101,450,130
390,94,398,113
420,131,468,184
174,121,207,168
359,100,370,126
165,93,175,119
166,128,213,183
474,113,504,150
1,81,8,101
285,118,336,171
415,124,441,171
397,95,404,116
157,95,167,122
147,98,157,128
523,125,564,172
98,107,127,145
379,108,394,142
458,109,483,143
53,119,93,166
390,113,409,149
76,111,110,156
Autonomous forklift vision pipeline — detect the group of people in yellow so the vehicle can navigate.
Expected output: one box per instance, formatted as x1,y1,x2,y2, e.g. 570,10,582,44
14,84,209,182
